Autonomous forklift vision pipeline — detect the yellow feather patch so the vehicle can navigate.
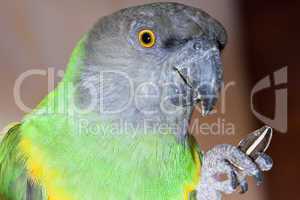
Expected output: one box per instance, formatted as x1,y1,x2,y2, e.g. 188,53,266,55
183,147,201,200
19,138,72,200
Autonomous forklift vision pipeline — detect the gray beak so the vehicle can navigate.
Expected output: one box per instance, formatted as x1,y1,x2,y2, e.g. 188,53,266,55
173,37,223,116
197,85,218,116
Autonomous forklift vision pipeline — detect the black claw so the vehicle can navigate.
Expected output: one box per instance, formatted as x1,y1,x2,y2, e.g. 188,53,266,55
240,181,248,194
254,171,263,186
231,171,239,189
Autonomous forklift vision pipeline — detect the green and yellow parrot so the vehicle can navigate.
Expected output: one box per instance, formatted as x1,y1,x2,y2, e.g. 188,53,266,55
0,2,273,200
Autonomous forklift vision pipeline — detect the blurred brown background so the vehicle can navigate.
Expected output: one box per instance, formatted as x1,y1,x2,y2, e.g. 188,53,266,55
0,0,298,199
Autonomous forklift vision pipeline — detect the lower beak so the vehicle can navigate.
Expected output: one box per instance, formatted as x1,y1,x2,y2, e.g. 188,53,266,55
196,86,218,117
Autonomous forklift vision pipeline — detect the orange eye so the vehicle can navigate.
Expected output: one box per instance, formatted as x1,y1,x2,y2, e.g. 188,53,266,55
138,29,156,48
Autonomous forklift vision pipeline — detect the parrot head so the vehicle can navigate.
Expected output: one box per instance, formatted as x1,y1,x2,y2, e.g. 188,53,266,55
76,2,227,126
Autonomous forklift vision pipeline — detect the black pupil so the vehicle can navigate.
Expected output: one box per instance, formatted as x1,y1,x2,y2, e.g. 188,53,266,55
142,32,152,44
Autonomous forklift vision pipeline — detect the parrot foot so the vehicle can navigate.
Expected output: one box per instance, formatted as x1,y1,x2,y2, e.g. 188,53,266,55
196,144,273,200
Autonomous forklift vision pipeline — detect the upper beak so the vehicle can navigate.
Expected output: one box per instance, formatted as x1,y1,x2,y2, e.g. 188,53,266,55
174,39,223,116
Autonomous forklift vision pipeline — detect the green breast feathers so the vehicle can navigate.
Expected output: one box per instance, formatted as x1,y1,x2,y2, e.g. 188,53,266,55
0,116,201,200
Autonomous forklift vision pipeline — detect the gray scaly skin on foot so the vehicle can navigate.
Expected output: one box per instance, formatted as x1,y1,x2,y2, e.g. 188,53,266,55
197,144,273,200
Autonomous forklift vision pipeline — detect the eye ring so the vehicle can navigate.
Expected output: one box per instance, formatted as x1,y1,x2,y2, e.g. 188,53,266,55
138,29,156,48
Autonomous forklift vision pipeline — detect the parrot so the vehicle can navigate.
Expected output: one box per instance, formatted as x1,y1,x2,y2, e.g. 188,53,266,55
0,2,273,200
